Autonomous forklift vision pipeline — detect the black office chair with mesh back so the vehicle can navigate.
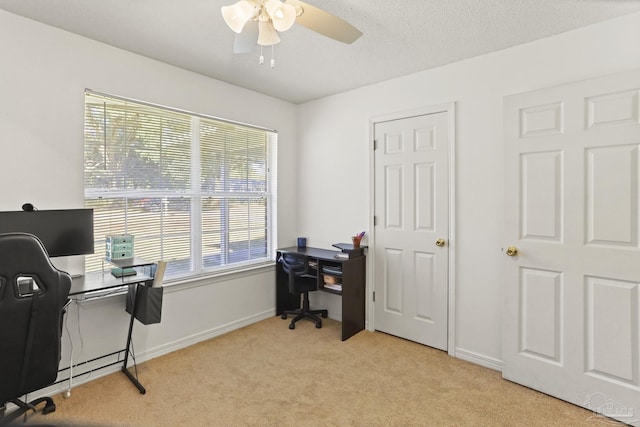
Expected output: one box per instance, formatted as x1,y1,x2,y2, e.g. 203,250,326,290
0,233,71,425
279,252,328,329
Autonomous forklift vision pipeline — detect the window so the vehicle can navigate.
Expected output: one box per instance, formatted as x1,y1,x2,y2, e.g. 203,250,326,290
84,91,276,280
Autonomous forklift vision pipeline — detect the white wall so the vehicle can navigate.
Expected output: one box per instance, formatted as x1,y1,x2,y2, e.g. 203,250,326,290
2,7,640,391
0,9,298,391
297,11,640,367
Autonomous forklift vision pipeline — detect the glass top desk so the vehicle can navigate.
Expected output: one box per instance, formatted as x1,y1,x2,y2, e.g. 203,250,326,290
65,258,156,394
70,257,155,294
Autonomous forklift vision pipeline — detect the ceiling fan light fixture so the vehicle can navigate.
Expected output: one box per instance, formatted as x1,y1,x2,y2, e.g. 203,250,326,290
221,0,254,33
257,20,281,46
222,0,362,68
264,0,296,32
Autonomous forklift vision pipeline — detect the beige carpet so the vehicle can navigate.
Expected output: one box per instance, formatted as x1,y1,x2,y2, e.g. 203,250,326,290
24,317,619,427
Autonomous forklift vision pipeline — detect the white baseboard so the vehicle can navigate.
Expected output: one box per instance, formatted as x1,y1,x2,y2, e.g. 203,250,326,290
454,347,503,372
142,309,274,361
23,310,275,406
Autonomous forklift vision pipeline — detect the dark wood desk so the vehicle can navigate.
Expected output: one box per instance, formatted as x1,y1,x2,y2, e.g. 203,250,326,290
276,246,366,341
64,261,155,394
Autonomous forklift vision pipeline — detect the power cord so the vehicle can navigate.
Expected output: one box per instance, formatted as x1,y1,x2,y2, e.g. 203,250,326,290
63,306,74,398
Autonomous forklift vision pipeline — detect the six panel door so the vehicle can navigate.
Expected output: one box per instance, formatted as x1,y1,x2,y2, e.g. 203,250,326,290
503,69,640,426
373,112,449,350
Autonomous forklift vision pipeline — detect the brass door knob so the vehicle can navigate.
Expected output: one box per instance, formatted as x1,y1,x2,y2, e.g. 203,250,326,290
505,246,518,256
435,238,446,247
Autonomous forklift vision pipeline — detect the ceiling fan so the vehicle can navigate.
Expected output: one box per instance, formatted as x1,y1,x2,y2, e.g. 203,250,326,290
221,0,362,66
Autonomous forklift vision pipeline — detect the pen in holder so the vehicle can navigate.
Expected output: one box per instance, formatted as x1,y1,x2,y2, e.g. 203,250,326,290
352,231,365,248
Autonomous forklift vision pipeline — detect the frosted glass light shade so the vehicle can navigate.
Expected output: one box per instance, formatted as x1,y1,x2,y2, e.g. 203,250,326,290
264,0,296,32
257,20,281,46
221,0,254,33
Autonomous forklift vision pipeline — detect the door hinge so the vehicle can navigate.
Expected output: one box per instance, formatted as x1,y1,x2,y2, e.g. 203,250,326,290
373,291,375,302
373,216,377,226
373,140,377,150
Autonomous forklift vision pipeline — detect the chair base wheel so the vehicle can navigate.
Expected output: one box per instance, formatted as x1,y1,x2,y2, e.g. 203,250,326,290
281,314,287,320
42,401,56,415
289,323,295,330
316,322,322,328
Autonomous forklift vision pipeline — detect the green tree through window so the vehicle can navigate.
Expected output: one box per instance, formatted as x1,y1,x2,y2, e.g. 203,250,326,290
84,92,276,279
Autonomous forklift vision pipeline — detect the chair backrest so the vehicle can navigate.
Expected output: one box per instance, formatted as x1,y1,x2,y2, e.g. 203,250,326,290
0,233,71,404
280,252,309,294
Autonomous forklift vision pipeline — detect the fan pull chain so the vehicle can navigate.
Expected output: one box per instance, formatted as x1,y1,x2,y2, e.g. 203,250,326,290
271,45,275,68
258,45,275,68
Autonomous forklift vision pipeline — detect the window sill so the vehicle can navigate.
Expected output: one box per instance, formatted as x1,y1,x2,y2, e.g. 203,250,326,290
161,261,276,292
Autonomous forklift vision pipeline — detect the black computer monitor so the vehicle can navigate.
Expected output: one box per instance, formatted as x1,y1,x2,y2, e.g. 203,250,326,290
0,208,94,257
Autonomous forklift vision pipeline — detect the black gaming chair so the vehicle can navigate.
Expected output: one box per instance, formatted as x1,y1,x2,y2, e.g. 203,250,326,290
279,252,328,329
0,233,71,425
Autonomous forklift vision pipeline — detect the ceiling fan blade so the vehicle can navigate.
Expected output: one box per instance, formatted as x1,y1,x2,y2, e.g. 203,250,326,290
233,20,259,53
285,0,362,44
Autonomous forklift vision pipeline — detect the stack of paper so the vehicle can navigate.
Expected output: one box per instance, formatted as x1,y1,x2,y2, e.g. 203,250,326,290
323,283,342,291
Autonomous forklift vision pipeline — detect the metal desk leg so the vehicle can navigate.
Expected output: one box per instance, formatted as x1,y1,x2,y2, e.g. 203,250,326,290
122,283,146,394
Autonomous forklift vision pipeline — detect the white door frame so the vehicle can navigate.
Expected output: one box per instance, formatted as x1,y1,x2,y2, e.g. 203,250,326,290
368,102,457,356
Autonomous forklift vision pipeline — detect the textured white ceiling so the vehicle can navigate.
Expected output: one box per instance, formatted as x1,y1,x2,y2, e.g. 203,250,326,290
1,0,639,103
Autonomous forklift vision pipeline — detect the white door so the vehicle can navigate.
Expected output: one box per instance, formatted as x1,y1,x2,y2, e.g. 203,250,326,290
503,69,640,425
373,111,449,350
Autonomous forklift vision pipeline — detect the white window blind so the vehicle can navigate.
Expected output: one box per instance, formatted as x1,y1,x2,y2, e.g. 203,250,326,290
84,91,276,279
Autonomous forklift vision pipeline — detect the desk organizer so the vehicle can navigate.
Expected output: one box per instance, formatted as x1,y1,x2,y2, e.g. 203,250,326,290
331,243,367,258
106,234,134,261
126,284,163,325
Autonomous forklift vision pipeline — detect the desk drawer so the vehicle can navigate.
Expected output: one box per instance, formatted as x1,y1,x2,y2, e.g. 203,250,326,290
106,234,134,245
